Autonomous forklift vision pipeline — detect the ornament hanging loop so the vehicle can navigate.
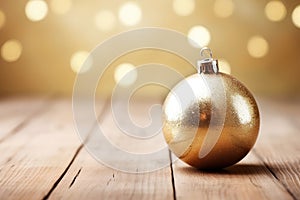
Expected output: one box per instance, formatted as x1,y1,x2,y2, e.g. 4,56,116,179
200,47,213,61
197,47,219,74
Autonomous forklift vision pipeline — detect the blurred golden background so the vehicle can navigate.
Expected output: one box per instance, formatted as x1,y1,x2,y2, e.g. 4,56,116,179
0,0,300,97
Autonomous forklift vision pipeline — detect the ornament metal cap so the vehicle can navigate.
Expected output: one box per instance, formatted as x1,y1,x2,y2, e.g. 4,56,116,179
197,47,219,74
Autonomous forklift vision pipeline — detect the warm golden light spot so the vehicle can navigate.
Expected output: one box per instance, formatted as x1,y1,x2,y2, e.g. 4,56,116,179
95,10,116,31
25,0,48,22
188,26,211,48
1,39,23,62
173,0,195,16
114,63,137,87
218,59,231,74
232,94,251,124
265,1,286,22
0,10,5,29
213,0,234,18
292,5,300,28
247,36,269,58
50,0,72,15
70,51,93,74
118,2,142,26
164,93,182,121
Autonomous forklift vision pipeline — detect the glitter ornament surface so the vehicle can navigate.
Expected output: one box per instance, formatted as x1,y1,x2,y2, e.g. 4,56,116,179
162,48,260,169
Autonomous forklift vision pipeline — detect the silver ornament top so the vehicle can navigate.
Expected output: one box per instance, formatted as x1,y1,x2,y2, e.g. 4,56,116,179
197,47,219,74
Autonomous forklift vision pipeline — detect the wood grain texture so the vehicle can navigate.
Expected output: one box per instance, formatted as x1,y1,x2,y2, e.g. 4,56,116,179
0,99,78,199
50,99,174,199
0,97,299,200
0,96,50,141
0,98,106,199
172,152,293,200
50,149,173,200
253,99,300,199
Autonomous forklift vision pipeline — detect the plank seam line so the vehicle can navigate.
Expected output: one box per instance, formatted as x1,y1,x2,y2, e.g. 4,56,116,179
42,144,84,200
0,94,56,144
68,168,82,188
169,150,177,200
253,149,297,200
42,99,109,199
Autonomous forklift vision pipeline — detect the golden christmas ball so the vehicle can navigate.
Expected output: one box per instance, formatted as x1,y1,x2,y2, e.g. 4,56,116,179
162,48,260,169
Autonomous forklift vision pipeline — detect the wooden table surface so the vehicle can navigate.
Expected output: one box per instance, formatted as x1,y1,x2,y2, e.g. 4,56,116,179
0,96,299,200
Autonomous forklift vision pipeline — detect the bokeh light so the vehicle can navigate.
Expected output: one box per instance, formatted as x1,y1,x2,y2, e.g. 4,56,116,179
95,10,116,31
247,36,269,58
292,5,300,28
173,0,195,16
187,26,211,48
114,63,137,87
265,1,286,22
213,0,234,18
1,39,23,62
118,2,142,26
0,10,5,29
218,59,231,74
70,51,93,74
1,0,300,98
50,0,72,15
25,0,48,22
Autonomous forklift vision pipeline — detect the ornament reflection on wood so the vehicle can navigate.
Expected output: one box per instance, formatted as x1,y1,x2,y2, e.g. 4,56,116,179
162,47,260,169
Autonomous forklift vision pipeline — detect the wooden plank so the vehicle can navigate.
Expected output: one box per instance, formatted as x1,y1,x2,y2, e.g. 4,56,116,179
99,99,166,154
0,98,106,199
50,99,174,199
0,96,49,141
253,99,300,199
50,149,173,200
172,152,292,200
0,97,299,199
